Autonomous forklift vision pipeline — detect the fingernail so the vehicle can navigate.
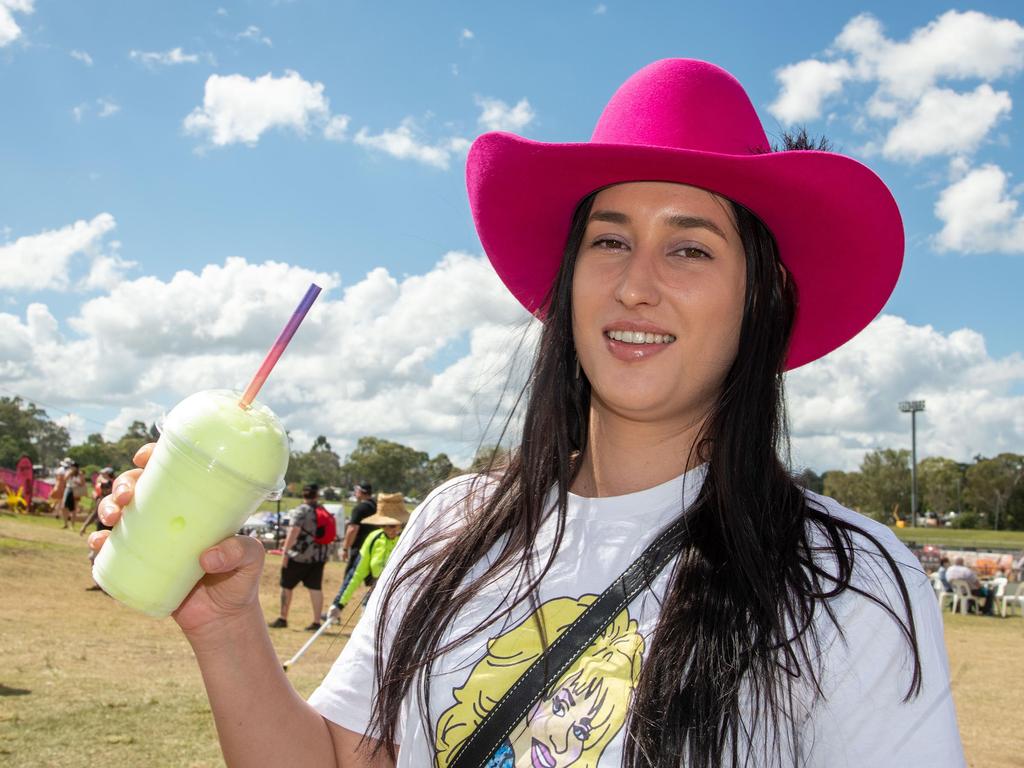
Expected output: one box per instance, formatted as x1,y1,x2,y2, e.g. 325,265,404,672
202,550,225,571
113,484,130,500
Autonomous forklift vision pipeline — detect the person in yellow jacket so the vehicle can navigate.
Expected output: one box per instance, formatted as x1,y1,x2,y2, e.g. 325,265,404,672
327,493,407,620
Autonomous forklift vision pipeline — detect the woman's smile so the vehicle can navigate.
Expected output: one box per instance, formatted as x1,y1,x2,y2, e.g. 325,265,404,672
603,324,676,362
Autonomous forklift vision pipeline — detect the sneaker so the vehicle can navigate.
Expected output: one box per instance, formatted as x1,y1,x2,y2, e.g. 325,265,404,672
268,618,288,629
304,622,322,631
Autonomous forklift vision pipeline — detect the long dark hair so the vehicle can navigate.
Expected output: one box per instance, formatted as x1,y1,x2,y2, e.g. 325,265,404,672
368,173,922,767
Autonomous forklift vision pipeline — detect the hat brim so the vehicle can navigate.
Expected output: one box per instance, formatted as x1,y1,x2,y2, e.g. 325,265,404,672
467,132,903,370
362,512,408,526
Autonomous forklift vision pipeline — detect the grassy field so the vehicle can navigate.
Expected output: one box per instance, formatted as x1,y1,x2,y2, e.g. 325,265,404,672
2,512,1022,767
890,525,1024,551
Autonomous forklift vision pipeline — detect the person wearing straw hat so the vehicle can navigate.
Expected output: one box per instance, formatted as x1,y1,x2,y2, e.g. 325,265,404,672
93,59,963,767
326,493,408,621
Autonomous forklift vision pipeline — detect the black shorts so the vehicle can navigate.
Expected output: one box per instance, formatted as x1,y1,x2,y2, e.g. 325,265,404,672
280,559,325,590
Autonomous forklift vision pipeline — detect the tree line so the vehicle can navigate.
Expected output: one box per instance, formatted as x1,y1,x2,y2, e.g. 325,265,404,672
0,396,485,501
2,396,1020,526
798,449,1024,530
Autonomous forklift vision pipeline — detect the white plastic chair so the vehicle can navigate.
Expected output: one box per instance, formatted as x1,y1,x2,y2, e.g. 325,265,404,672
950,579,980,615
998,582,1024,618
931,576,955,612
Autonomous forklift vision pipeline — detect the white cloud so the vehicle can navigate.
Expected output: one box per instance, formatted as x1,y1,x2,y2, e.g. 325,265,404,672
130,47,201,67
0,213,119,291
594,4,607,15
82,249,138,291
769,59,852,123
882,85,1012,161
0,0,33,48
72,99,121,121
460,28,474,41
237,25,272,46
216,7,227,16
101,404,165,443
1,253,529,467
97,98,120,118
837,10,1024,103
354,119,469,170
184,71,331,147
934,163,1024,254
70,49,93,66
771,10,1024,124
788,315,1024,471
323,114,350,142
476,96,535,133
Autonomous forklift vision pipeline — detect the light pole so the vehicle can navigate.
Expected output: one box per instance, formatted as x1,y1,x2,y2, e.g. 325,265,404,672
899,400,926,528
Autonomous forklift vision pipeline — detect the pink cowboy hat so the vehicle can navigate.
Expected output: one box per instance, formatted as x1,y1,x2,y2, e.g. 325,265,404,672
465,58,903,370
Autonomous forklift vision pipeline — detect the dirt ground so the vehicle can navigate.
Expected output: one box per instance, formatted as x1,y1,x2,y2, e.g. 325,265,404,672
2,513,1021,767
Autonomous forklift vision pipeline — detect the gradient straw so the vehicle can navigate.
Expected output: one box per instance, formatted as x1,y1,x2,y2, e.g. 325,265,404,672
239,283,322,409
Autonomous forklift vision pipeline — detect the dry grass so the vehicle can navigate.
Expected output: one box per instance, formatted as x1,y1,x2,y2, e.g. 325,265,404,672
1,513,1021,767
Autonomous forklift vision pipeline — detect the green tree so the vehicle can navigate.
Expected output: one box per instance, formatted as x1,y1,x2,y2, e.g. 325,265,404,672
917,456,961,517
858,448,911,523
0,396,70,469
407,452,458,499
108,423,154,471
469,444,510,473
68,433,118,471
822,470,867,511
1005,482,1024,531
795,468,824,494
301,435,343,488
964,453,1024,530
341,437,429,495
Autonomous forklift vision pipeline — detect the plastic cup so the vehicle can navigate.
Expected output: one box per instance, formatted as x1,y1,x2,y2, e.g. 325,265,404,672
93,389,290,617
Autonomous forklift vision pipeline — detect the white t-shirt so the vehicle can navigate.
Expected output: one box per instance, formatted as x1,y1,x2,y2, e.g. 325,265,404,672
309,469,965,767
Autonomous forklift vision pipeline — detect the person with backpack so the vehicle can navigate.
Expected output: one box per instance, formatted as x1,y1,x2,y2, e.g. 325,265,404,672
269,484,332,631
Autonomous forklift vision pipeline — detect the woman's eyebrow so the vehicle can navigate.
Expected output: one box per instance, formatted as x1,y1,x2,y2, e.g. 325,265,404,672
589,210,728,240
664,214,728,240
589,210,629,224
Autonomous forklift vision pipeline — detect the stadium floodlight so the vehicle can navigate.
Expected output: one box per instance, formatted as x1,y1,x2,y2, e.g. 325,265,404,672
898,400,926,528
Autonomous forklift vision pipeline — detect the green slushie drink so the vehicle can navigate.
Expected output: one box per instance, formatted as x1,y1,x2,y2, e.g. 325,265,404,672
93,389,289,617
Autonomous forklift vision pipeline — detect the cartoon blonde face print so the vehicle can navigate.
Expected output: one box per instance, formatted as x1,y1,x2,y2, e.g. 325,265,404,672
435,595,645,768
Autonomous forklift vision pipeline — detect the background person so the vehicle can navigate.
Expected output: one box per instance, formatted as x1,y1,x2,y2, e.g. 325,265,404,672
269,484,330,631
327,492,399,620
59,462,84,529
326,496,408,621
79,467,115,536
947,556,993,615
340,482,377,575
49,457,70,520
936,556,953,592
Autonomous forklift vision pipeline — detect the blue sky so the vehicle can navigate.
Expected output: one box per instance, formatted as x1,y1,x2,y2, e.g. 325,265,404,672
1,1,1022,471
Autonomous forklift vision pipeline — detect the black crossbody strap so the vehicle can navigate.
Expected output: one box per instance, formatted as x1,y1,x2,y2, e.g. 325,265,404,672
447,512,692,768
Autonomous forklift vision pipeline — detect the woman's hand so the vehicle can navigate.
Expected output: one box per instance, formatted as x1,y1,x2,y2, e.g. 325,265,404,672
88,443,267,639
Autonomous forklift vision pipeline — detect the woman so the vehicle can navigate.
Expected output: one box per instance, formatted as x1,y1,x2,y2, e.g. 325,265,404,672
60,461,83,529
93,60,963,766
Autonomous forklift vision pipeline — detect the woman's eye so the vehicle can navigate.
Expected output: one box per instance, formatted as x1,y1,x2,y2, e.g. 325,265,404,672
572,724,590,741
672,246,711,260
552,699,566,716
593,238,627,250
